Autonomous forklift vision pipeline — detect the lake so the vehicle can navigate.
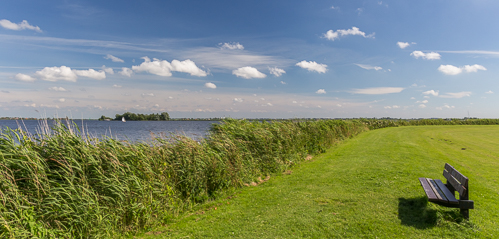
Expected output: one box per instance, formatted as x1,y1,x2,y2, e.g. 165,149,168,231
0,120,220,142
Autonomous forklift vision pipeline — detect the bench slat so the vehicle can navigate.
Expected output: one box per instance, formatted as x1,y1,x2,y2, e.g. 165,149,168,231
443,170,466,196
419,177,438,201
444,163,468,185
434,179,459,204
428,179,448,203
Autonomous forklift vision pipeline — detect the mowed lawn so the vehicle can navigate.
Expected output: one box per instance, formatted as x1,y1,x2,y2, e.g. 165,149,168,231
141,126,499,238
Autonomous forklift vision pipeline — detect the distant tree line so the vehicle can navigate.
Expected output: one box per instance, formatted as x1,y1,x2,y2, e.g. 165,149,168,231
113,112,170,121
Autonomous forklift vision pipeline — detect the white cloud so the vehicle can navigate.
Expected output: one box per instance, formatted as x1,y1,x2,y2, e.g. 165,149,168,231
323,27,374,41
219,42,244,50
232,66,266,79
438,64,486,75
416,100,428,103
316,89,326,94
392,105,400,109
331,5,338,9
384,106,392,109
350,87,404,95
48,87,67,91
438,65,462,75
463,64,487,73
113,84,122,88
439,91,472,98
233,98,243,103
141,93,154,97
418,104,427,108
423,90,439,96
485,90,494,94
269,67,286,77
410,51,441,60
132,57,207,77
436,104,455,110
171,59,208,76
0,19,41,32
205,82,217,89
74,69,106,80
280,81,286,85
120,67,133,77
296,60,327,73
58,98,65,102
355,64,382,71
397,42,411,49
104,54,124,63
35,66,77,82
15,73,36,82
101,65,114,74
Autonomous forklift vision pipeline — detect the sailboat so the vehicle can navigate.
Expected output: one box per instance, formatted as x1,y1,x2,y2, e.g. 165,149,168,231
122,117,126,122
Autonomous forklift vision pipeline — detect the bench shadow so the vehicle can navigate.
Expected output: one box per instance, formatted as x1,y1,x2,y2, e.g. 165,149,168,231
398,197,437,229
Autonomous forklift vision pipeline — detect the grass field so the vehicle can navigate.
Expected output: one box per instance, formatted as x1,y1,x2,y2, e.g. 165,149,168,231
141,126,499,238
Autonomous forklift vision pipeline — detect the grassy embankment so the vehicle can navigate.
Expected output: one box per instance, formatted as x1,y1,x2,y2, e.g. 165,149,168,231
143,125,499,238
0,118,498,238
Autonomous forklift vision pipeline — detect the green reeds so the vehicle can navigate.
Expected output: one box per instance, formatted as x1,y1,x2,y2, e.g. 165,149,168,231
1,118,498,238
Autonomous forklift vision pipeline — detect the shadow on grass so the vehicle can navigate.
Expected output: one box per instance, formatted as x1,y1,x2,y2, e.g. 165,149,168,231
398,197,437,229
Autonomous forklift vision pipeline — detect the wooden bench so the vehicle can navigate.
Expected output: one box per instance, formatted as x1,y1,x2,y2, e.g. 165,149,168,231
419,163,474,219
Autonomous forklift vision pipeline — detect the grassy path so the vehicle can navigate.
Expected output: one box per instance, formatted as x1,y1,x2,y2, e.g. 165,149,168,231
141,126,499,238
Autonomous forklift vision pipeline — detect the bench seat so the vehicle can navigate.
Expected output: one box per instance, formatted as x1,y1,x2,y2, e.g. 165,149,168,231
419,177,459,206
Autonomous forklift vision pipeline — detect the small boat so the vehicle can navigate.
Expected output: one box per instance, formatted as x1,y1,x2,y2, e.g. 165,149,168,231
122,117,126,122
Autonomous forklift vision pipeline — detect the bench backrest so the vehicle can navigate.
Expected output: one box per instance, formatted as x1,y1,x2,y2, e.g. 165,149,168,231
442,163,469,200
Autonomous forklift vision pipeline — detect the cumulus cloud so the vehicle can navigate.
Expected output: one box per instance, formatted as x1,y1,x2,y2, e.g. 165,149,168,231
101,65,114,74
205,82,216,89
113,84,122,88
232,66,266,79
416,100,429,103
233,98,243,103
438,64,486,75
355,64,382,71
316,89,326,94
0,19,41,32
463,64,487,73
280,81,287,85
74,69,106,80
269,67,286,77
418,104,427,108
58,98,65,102
132,57,207,77
48,87,67,91
439,91,471,98
323,27,374,41
15,73,36,82
120,67,133,77
141,93,154,97
485,90,494,94
296,60,327,73
219,42,244,50
397,42,416,49
423,90,439,96
35,66,77,82
104,54,124,63
350,87,404,95
410,51,441,60
436,104,455,110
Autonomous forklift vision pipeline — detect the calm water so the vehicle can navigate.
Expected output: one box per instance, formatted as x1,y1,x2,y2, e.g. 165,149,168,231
0,120,219,142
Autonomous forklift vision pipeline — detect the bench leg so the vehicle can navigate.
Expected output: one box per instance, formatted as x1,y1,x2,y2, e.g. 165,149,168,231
460,209,469,220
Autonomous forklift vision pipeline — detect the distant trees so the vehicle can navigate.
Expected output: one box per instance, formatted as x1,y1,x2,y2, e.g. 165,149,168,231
98,115,113,121
113,112,170,121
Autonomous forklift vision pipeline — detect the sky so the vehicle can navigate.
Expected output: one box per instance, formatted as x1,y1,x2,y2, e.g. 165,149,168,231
1,0,498,119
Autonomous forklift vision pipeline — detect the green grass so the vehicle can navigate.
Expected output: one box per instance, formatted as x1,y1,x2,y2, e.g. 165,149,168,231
142,126,499,238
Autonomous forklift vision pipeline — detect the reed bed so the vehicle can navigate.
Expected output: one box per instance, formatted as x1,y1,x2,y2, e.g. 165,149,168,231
0,118,498,238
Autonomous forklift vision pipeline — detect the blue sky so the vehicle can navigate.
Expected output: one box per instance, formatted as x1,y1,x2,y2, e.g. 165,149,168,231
1,0,498,119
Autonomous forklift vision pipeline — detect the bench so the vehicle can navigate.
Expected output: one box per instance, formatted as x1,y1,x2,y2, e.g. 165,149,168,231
419,163,474,219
